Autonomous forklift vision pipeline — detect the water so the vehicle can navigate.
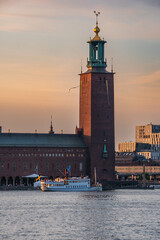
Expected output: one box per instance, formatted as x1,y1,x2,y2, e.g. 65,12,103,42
0,190,160,240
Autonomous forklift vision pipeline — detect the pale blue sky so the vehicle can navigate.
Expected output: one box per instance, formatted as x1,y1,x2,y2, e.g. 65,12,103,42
0,0,160,149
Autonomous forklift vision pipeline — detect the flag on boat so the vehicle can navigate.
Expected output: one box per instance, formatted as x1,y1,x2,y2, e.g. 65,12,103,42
65,166,71,174
36,175,41,181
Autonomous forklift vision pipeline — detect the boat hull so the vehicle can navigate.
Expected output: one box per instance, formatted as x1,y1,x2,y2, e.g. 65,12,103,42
41,186,102,192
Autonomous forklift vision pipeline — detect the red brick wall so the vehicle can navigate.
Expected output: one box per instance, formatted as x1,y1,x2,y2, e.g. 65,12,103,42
79,71,115,181
0,147,88,185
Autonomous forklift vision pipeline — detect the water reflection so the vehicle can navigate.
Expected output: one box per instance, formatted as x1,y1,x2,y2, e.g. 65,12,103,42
0,190,160,240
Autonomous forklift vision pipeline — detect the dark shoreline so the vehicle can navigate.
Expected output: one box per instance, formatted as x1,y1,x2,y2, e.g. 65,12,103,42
0,186,40,191
0,186,155,191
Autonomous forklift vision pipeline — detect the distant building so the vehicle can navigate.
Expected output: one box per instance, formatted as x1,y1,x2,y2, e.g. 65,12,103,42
118,124,160,160
116,124,160,181
115,152,160,181
138,151,160,160
136,123,160,146
118,142,136,153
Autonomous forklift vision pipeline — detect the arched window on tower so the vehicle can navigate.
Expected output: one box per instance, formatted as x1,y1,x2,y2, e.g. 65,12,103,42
96,46,98,60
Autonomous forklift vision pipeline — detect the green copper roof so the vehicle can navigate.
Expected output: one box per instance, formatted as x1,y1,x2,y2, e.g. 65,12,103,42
0,133,86,148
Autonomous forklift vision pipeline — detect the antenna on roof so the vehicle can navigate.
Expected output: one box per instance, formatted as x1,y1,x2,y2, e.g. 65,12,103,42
111,57,113,73
49,115,54,134
81,59,82,74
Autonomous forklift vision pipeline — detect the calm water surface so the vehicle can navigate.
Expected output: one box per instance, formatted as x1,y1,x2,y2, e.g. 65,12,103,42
0,190,160,240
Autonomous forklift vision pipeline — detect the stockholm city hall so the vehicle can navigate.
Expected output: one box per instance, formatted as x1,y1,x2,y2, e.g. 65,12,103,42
0,13,115,188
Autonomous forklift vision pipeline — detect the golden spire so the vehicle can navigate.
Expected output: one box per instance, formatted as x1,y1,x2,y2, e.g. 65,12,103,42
93,11,101,41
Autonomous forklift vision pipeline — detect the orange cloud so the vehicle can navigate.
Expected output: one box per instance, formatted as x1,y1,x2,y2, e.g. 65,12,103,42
128,70,160,86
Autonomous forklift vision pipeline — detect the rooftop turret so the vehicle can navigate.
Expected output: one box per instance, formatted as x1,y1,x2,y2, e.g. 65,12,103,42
87,11,107,70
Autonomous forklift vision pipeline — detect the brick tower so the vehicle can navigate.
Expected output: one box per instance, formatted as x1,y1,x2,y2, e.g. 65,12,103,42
79,12,115,183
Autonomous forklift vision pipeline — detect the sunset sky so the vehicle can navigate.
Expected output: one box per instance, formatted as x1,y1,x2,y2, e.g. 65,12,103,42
0,0,160,149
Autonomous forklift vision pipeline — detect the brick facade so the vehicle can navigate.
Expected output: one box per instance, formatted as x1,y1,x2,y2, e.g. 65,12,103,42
80,71,115,181
0,146,87,186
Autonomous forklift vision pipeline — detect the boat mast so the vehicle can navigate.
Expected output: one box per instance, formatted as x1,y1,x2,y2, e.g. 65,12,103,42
94,167,97,186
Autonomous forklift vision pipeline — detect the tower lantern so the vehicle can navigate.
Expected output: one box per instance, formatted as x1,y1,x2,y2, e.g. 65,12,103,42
87,11,107,70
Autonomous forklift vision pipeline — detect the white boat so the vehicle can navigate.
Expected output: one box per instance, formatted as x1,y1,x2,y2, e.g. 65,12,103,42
40,176,102,192
33,180,41,188
149,184,160,189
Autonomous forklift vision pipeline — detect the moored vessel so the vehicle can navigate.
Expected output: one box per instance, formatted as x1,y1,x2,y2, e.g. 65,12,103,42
41,176,102,192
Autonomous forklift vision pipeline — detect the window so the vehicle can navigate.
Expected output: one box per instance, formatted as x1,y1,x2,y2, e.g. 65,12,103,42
80,162,83,172
56,161,60,172
1,160,4,171
24,160,27,171
35,160,38,172
12,161,16,172
46,160,49,172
